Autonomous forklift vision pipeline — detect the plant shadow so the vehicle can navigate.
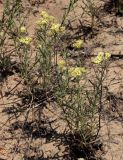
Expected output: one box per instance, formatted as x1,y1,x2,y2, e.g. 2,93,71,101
2,86,103,160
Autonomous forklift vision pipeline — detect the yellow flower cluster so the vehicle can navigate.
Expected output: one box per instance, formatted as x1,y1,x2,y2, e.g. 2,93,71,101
58,60,66,67
19,37,32,45
73,39,83,49
40,11,49,18
93,52,111,64
68,67,86,78
36,11,55,27
36,19,48,26
57,60,86,78
40,11,55,21
20,26,26,33
50,23,65,33
57,60,67,70
36,11,65,34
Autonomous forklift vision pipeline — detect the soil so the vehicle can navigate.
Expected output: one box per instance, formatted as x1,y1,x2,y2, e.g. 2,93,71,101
0,0,123,160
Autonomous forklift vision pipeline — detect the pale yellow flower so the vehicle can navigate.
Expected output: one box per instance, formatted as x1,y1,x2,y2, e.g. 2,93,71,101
48,16,55,22
50,23,65,33
68,67,86,78
105,52,111,60
51,23,61,32
93,52,103,64
20,26,26,33
19,37,32,45
58,60,66,70
40,11,49,19
73,40,83,49
40,11,55,22
93,52,111,64
36,19,48,26
36,15,55,28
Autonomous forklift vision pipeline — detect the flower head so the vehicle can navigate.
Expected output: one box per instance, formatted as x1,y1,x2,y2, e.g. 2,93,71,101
40,11,55,22
105,52,111,59
20,26,26,33
93,52,111,64
50,23,65,33
19,37,32,45
37,11,55,28
40,11,49,19
68,67,86,78
36,19,48,26
73,39,83,49
48,16,55,22
93,52,104,64
57,60,66,70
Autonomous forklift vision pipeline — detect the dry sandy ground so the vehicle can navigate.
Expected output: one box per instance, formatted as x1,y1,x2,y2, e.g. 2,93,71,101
0,0,123,160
